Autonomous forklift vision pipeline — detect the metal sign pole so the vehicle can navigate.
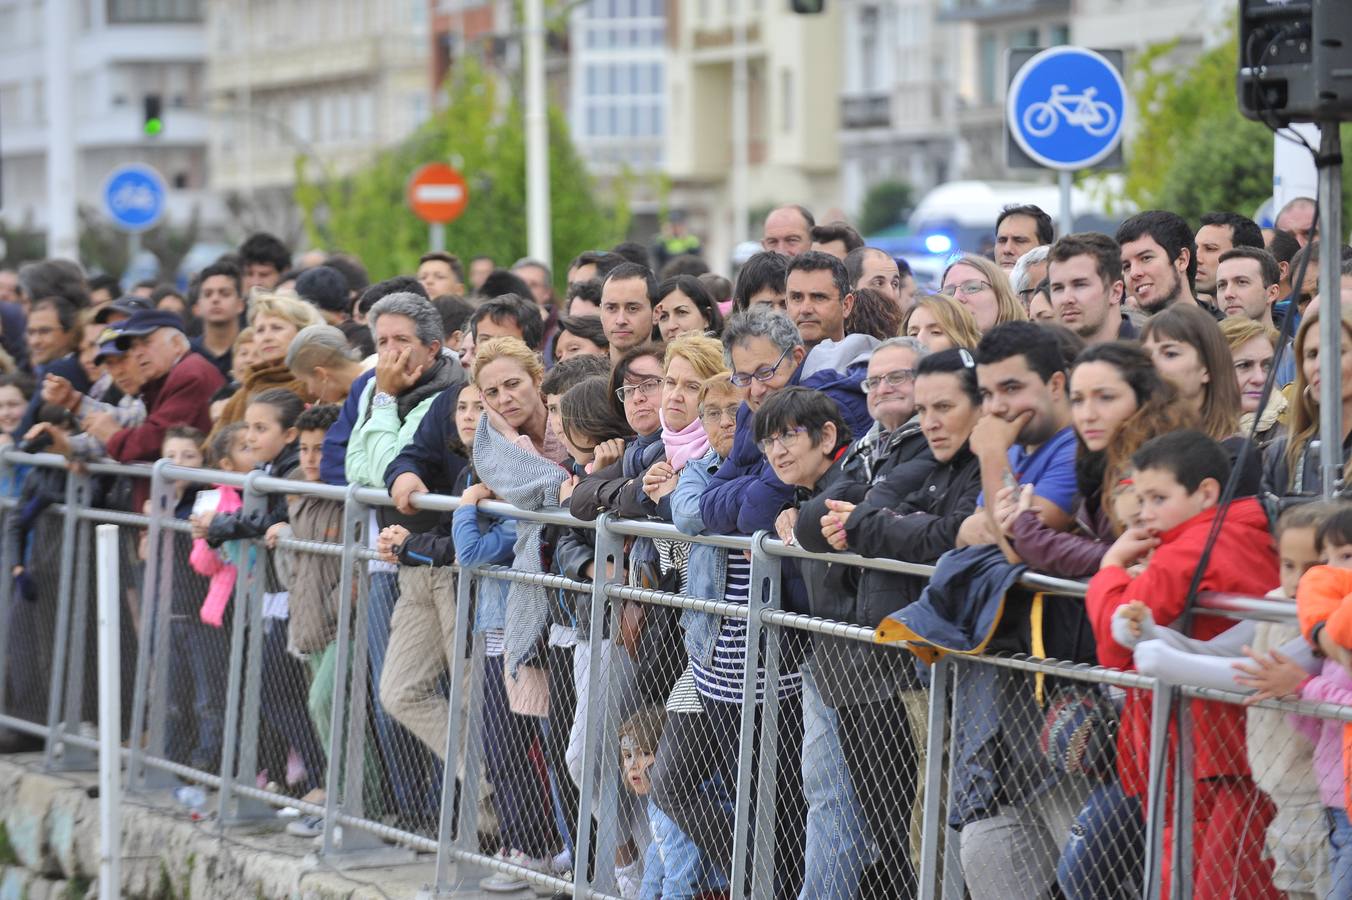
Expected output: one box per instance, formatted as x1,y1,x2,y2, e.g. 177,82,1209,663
1317,122,1343,498
1057,171,1073,238
429,222,445,253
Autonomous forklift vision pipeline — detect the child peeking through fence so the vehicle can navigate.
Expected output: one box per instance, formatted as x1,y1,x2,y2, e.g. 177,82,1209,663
1087,429,1281,900
622,705,730,900
1234,502,1352,897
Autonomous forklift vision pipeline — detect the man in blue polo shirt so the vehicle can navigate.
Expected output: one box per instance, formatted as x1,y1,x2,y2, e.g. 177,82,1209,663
957,321,1077,557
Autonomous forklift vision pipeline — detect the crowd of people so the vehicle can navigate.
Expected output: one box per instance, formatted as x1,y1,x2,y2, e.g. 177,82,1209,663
0,193,1349,900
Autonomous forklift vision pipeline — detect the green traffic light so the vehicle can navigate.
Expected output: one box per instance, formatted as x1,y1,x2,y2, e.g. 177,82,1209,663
144,118,163,136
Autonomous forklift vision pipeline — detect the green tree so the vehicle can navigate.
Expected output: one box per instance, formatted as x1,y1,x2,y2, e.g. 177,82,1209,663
1125,36,1352,224
858,180,914,235
298,57,626,286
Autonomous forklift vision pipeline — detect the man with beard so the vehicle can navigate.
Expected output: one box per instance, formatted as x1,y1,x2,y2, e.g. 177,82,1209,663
957,321,1077,551
1116,210,1221,319
1047,233,1134,343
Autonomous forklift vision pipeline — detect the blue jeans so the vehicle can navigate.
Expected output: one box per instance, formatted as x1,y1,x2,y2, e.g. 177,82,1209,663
1057,782,1143,900
798,666,870,900
366,570,442,821
1328,807,1352,900
166,618,229,772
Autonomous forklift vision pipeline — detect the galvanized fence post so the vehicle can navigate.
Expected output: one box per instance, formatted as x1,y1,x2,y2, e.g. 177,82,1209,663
0,452,16,725
1143,682,1172,900
430,562,479,892
918,654,951,900
128,459,175,789
573,512,622,898
216,470,272,825
747,531,783,900
43,467,89,770
320,486,363,857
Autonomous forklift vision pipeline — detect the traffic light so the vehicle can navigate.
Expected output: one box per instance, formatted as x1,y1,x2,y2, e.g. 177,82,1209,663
790,0,824,12
142,94,163,137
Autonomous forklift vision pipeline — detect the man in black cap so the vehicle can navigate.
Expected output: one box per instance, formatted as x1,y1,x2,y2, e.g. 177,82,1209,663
93,294,153,326
295,264,352,328
29,310,222,464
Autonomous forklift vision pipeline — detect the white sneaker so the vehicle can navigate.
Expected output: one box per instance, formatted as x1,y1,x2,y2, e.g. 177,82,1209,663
286,814,323,838
480,849,530,893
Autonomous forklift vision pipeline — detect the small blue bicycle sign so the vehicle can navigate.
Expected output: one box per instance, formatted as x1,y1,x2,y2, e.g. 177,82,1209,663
1007,46,1126,171
102,164,167,232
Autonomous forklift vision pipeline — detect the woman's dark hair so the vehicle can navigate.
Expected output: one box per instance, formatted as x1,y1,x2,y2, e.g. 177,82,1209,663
207,421,246,467
732,252,788,312
845,287,903,341
657,275,724,335
560,376,634,449
1070,341,1197,510
0,372,36,401
752,385,851,451
551,314,609,359
607,341,666,422
1316,503,1352,552
1139,303,1240,442
915,347,981,406
247,387,305,430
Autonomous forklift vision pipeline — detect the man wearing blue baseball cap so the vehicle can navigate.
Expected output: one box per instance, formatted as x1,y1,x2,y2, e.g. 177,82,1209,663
26,309,223,465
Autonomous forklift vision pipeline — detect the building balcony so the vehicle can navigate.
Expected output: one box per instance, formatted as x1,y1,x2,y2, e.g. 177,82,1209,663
937,0,1068,23
841,93,890,129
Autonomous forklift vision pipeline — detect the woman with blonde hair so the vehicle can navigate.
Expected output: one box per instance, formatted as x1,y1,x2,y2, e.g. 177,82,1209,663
940,254,1027,333
1219,316,1286,449
1263,305,1352,506
903,294,982,352
213,292,325,429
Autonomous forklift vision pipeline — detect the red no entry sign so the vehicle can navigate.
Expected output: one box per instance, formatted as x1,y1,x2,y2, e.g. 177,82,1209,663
407,163,469,224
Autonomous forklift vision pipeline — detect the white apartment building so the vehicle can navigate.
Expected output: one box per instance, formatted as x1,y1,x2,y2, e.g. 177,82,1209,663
665,0,843,271
837,0,957,221
568,0,667,176
205,0,431,232
0,0,214,233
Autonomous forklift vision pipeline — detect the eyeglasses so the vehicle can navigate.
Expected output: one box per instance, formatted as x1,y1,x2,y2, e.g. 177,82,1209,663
756,426,807,455
940,279,993,298
730,346,792,387
614,378,663,402
861,369,916,393
700,404,741,424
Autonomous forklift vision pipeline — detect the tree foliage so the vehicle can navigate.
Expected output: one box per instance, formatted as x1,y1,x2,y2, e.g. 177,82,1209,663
1125,36,1352,224
298,57,627,286
858,180,914,235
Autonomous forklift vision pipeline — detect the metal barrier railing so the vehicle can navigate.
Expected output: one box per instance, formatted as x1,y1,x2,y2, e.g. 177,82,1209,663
0,448,1343,900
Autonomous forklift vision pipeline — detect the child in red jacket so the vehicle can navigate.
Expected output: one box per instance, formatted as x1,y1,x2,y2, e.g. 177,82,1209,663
1087,430,1281,900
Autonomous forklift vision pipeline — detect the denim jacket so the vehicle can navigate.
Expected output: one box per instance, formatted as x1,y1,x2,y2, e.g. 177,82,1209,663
641,799,730,899
451,502,516,634
671,448,726,667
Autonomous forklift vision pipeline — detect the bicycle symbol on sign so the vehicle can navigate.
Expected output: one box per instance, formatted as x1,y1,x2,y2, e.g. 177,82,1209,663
1022,84,1117,139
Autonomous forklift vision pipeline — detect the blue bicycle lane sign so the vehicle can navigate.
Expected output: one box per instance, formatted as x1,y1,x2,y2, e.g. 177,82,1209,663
102,164,167,232
1007,46,1127,171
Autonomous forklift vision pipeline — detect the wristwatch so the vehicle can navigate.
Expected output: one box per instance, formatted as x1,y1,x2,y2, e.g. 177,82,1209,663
372,391,396,410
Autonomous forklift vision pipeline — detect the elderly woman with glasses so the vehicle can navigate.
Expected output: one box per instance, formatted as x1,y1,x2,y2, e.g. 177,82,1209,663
940,254,1028,333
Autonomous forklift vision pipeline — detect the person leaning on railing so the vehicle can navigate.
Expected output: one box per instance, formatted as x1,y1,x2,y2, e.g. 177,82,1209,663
800,347,985,898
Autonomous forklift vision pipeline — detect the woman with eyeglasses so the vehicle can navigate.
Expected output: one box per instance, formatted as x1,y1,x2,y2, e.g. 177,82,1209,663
795,348,987,898
940,254,1028,333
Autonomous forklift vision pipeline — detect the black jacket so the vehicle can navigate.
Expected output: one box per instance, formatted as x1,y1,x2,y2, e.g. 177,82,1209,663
795,442,981,707
206,442,301,594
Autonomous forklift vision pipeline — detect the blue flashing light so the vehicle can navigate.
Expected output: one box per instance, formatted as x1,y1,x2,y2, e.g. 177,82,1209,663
924,233,953,255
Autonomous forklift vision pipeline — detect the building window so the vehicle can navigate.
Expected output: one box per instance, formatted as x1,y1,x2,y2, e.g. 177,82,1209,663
1048,24,1069,46
978,33,997,105
107,0,203,23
